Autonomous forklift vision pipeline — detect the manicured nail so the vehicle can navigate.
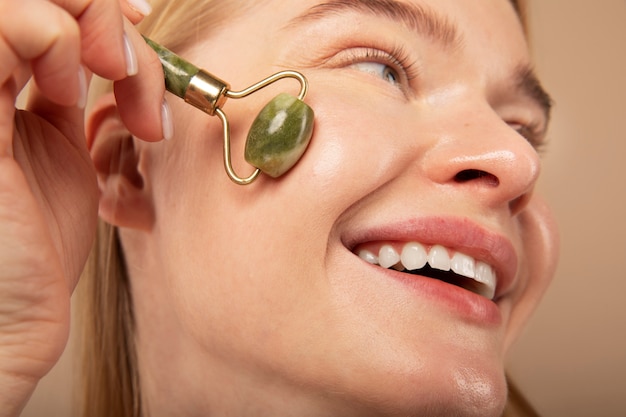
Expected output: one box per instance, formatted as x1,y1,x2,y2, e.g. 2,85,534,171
127,0,152,16
161,98,174,141
77,66,88,109
123,33,138,76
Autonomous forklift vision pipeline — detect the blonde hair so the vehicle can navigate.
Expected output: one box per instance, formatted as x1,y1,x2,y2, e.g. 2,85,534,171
77,3,247,417
77,1,533,417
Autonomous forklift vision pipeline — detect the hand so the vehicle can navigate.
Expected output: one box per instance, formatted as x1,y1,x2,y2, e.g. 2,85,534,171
0,0,164,415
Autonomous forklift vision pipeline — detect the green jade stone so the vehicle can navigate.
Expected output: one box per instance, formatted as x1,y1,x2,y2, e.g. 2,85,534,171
245,93,315,178
144,37,199,99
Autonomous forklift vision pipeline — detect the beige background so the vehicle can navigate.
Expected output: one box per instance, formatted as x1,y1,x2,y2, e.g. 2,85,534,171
21,1,626,416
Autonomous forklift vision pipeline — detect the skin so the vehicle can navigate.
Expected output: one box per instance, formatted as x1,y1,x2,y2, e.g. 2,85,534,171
0,0,559,416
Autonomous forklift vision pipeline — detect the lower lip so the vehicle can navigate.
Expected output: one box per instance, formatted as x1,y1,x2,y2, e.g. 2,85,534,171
375,264,503,325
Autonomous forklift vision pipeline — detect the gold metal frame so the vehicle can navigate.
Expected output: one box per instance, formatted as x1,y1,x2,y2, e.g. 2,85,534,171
185,70,309,185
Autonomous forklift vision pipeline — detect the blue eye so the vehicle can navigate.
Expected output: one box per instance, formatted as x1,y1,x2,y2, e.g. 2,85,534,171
350,61,400,86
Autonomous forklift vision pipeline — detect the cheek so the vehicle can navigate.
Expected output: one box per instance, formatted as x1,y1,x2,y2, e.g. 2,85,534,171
293,85,413,206
503,196,559,350
140,107,328,336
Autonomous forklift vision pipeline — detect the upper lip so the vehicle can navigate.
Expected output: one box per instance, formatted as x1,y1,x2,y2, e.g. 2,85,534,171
341,216,519,300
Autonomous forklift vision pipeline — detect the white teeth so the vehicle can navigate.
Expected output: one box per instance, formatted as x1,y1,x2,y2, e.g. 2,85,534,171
475,262,496,299
400,242,428,270
358,249,378,265
378,244,400,269
357,242,498,300
428,245,451,271
451,252,475,279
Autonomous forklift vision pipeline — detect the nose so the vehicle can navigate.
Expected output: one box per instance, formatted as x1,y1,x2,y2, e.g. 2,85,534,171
419,107,541,216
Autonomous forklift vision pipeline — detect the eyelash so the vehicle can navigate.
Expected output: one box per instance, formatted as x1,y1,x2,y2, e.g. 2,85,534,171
336,46,419,93
510,120,547,152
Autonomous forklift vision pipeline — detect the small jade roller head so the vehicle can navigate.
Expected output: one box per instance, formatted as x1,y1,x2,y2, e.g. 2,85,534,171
144,37,315,185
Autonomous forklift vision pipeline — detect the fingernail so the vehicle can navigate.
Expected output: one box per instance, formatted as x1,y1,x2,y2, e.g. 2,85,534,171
127,0,152,16
161,98,174,141
123,32,138,76
77,66,88,109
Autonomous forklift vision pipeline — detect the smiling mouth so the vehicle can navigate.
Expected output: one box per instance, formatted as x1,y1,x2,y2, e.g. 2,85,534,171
355,242,497,300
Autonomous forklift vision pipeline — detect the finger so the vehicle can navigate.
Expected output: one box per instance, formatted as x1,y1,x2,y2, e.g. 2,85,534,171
74,0,155,79
119,0,152,24
0,31,21,157
0,24,22,89
53,0,129,80
24,68,89,148
0,0,82,107
114,19,167,142
0,84,17,158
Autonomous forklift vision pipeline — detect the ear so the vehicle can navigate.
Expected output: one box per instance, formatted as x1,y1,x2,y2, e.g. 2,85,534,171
87,93,155,231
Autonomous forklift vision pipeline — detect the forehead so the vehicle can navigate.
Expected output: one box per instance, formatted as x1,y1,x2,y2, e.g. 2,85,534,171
288,0,462,47
283,0,522,24
276,0,525,48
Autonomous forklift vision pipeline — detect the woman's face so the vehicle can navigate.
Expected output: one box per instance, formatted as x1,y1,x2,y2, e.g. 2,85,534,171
123,0,558,415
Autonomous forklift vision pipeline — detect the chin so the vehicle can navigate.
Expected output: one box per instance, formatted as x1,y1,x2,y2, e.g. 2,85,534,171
369,365,508,417
305,330,509,417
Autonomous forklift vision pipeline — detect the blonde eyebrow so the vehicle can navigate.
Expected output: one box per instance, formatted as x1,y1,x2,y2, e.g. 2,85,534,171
286,0,462,49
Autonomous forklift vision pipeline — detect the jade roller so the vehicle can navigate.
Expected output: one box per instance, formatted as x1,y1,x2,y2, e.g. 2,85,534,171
143,37,314,185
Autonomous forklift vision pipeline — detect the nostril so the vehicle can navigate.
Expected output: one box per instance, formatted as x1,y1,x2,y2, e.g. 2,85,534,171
454,169,500,187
